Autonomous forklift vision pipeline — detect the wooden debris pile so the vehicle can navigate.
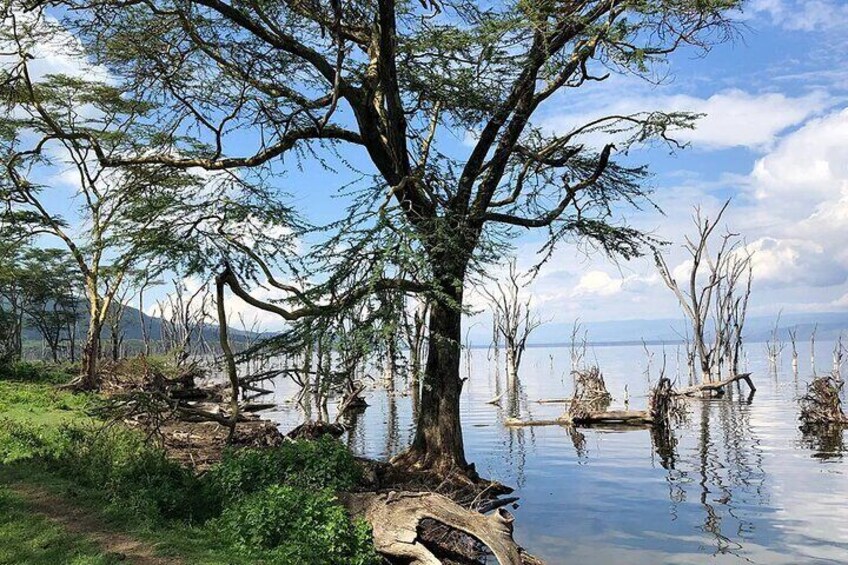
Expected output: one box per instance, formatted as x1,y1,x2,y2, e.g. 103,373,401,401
568,366,612,419
799,375,848,427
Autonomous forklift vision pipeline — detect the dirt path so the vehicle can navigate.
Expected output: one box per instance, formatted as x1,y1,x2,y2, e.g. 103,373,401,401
9,482,182,565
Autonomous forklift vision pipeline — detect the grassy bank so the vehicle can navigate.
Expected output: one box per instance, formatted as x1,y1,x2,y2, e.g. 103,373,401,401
0,362,379,565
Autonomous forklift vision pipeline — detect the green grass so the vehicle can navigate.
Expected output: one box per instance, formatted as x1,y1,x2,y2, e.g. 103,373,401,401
0,361,380,565
0,486,120,565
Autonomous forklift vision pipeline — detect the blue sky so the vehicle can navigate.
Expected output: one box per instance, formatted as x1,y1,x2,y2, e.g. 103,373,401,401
14,0,848,330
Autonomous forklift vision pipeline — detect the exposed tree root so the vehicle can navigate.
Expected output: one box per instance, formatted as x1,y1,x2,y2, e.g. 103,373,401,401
339,491,542,565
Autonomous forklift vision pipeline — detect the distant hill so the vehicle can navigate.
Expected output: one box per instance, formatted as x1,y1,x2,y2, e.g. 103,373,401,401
22,302,259,345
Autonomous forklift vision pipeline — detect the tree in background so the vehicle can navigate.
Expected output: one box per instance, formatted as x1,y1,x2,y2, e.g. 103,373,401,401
19,248,81,362
7,0,742,474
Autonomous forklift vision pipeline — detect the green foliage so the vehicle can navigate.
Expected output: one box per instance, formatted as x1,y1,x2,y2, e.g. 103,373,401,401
218,485,378,565
208,436,363,502
0,361,75,385
54,425,217,525
0,376,376,562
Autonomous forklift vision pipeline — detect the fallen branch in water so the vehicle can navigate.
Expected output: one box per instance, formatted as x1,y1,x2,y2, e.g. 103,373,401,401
675,372,755,397
505,377,681,429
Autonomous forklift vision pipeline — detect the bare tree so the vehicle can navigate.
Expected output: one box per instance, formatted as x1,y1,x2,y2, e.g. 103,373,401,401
570,320,589,374
765,313,785,375
482,260,544,415
157,279,213,367
833,333,845,380
655,201,753,384
789,327,799,378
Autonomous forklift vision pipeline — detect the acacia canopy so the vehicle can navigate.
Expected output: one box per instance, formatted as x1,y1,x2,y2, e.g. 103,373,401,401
1,0,742,473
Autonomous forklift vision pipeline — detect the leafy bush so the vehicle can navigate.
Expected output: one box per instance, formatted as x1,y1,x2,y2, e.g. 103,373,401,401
208,436,362,502
0,387,377,563
51,425,217,524
0,420,215,524
218,485,378,565
0,361,74,385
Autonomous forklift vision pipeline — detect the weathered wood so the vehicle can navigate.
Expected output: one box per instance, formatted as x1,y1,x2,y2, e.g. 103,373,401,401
573,410,653,425
504,417,570,427
533,397,572,404
505,409,653,428
676,372,755,397
339,491,535,565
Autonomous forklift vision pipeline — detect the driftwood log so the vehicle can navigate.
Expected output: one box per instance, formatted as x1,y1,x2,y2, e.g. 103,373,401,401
505,410,652,427
339,491,536,565
505,377,680,429
675,372,755,397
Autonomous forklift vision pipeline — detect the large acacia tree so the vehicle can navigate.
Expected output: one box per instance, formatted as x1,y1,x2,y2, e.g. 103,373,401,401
9,0,740,473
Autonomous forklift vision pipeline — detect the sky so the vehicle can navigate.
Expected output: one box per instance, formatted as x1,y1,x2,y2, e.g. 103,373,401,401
493,0,848,325
10,0,848,332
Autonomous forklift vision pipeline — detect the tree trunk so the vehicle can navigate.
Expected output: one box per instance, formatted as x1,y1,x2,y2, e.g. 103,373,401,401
392,287,471,476
505,346,520,418
80,318,102,390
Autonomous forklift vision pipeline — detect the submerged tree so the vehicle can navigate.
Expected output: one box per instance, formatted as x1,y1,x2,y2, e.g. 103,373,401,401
8,0,742,473
482,259,543,416
655,201,753,384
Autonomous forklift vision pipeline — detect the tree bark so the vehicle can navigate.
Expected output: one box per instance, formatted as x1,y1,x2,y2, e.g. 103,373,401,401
392,280,471,476
80,317,102,390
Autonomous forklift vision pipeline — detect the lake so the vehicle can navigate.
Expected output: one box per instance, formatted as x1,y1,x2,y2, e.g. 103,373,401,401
256,341,848,564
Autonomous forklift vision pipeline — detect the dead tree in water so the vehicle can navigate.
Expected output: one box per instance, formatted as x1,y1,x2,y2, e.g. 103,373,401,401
765,313,785,375
811,324,819,375
655,201,753,386
482,260,543,415
832,333,845,379
789,328,799,378
570,320,588,373
506,369,680,428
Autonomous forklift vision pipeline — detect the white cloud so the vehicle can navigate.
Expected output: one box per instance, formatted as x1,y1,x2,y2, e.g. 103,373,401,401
572,271,623,298
1,10,110,83
542,88,828,152
748,0,848,32
745,237,848,288
746,108,848,204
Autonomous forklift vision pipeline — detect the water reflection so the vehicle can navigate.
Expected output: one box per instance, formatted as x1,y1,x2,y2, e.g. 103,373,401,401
800,425,846,460
259,343,848,564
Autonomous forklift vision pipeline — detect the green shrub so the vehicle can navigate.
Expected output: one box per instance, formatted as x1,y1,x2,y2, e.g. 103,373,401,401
0,420,215,525
208,436,362,502
0,361,73,385
49,425,217,524
218,485,378,565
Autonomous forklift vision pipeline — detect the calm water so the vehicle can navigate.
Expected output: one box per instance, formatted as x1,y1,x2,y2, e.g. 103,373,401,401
256,343,848,564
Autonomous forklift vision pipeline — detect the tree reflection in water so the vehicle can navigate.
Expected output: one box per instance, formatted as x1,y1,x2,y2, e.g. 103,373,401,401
659,398,769,558
800,424,846,460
